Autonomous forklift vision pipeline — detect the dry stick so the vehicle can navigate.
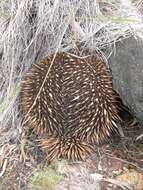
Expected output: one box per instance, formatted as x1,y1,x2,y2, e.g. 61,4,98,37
91,173,133,190
0,159,8,177
21,17,71,127
105,152,143,172
22,51,57,124
22,10,81,126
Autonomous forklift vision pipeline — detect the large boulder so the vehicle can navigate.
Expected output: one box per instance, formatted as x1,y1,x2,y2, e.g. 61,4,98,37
108,37,143,123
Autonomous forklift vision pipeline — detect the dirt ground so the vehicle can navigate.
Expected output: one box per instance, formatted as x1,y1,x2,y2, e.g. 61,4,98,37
0,122,143,190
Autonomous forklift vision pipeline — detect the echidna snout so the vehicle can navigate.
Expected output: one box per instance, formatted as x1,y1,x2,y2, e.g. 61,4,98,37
20,48,121,161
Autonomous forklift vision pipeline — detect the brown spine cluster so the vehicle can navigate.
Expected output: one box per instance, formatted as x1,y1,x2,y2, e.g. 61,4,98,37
20,48,121,161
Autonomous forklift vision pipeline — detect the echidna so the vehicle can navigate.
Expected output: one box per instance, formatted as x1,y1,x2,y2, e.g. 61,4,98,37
20,47,121,161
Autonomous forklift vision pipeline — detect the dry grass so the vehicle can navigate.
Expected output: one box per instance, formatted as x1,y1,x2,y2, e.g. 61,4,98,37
0,0,143,189
0,0,143,144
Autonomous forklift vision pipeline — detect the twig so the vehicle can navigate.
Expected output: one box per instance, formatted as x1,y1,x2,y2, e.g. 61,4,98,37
0,159,8,177
91,173,133,190
105,152,143,172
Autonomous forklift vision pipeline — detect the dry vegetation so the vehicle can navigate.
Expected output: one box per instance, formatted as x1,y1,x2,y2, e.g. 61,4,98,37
0,0,143,189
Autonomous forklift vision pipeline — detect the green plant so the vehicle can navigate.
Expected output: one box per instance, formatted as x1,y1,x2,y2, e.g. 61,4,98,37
29,167,63,190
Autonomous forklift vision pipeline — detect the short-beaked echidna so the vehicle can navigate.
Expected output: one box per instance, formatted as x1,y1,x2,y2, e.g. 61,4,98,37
20,47,121,161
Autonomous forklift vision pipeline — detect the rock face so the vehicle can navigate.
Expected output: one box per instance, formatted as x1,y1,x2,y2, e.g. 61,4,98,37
108,37,143,123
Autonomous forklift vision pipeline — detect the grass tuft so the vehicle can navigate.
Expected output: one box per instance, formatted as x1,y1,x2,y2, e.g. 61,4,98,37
29,167,63,190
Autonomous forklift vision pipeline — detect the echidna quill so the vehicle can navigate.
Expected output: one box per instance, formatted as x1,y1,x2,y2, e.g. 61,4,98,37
20,47,121,161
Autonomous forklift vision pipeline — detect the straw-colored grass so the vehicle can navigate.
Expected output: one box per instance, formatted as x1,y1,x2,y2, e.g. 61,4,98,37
0,0,143,187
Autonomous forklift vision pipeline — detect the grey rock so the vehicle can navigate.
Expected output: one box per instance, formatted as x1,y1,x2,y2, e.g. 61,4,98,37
108,37,143,122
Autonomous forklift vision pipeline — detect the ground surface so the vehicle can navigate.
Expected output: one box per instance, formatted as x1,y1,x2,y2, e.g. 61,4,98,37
0,121,143,190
